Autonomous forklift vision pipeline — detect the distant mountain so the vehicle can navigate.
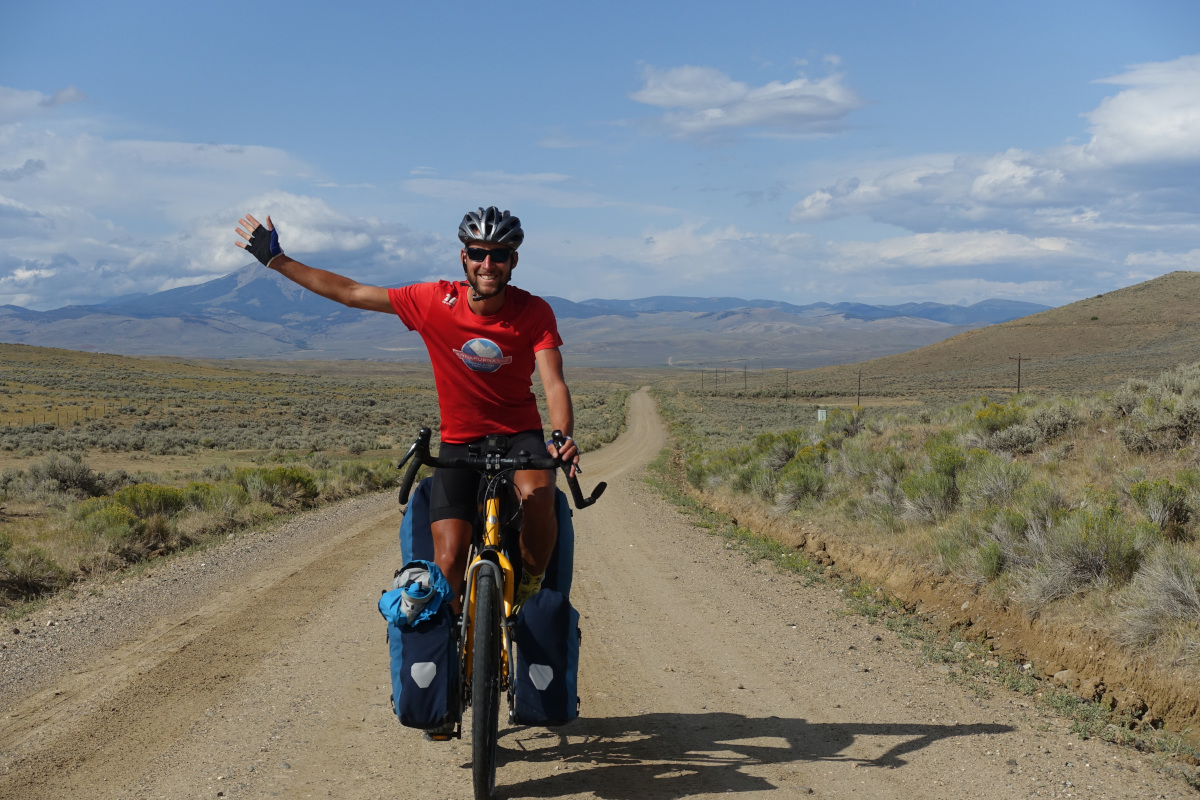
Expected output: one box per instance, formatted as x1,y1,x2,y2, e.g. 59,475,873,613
0,263,1051,367
549,295,1048,323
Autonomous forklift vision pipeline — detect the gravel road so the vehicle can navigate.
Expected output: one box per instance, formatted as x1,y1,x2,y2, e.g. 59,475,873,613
0,389,1193,799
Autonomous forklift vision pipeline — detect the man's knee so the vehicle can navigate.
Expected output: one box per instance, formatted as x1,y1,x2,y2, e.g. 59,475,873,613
516,472,556,517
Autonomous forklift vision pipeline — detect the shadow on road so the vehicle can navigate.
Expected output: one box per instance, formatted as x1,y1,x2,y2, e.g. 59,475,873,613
496,711,1015,799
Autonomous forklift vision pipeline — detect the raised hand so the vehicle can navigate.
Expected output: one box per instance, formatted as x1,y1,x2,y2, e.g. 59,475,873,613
235,213,284,267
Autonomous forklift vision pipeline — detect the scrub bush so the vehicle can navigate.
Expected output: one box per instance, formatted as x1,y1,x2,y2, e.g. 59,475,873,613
1031,404,1081,441
1018,511,1144,605
901,433,966,522
1116,544,1200,660
774,459,826,512
961,452,1031,508
977,538,1006,580
234,466,319,507
110,484,188,519
989,424,1041,454
1129,478,1191,539
27,453,105,497
974,402,1025,434
0,547,69,598
901,471,958,522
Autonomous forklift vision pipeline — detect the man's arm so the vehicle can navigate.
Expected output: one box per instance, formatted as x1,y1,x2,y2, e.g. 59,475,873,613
535,346,579,475
235,214,393,313
266,255,394,313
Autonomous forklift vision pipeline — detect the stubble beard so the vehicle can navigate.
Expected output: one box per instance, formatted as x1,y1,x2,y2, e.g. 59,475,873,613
465,265,509,301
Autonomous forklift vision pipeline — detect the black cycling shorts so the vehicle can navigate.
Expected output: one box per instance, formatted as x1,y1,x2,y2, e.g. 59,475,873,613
429,429,548,524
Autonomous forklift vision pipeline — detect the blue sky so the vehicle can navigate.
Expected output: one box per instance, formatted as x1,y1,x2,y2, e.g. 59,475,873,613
2,0,1198,310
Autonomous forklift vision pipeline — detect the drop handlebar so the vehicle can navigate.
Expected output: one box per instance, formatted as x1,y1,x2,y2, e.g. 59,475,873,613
396,427,607,510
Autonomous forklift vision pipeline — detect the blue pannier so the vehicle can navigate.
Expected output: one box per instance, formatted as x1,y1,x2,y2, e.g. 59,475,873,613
380,559,457,729
386,602,457,729
512,588,580,726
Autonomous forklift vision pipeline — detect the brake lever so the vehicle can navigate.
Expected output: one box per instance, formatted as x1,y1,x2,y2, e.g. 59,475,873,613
552,430,606,509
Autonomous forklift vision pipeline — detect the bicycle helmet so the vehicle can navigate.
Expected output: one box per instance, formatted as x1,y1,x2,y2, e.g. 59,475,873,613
457,206,524,249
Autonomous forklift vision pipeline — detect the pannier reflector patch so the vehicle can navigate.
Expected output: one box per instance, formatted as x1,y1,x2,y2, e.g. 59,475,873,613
529,664,554,691
411,662,437,688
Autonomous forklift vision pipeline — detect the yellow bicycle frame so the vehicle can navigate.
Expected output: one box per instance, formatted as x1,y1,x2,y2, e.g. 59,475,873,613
464,495,516,685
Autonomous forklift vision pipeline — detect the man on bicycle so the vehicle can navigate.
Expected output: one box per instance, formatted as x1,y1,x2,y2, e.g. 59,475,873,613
234,207,578,611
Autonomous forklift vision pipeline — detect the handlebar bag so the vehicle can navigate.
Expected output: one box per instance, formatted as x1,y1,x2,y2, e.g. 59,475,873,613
512,588,580,726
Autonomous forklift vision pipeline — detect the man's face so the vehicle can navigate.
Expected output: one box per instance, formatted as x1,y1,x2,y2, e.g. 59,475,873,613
461,241,517,299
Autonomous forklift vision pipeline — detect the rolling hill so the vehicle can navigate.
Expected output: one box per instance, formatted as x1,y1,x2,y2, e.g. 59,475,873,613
781,270,1200,398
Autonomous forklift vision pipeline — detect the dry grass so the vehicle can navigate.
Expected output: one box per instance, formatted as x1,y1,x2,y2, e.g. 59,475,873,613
652,359,1200,669
0,344,644,608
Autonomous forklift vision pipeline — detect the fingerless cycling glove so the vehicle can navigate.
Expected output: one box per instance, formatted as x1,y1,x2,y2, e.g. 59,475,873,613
245,224,284,267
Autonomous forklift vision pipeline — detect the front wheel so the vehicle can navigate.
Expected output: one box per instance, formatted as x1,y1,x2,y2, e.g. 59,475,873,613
472,571,501,800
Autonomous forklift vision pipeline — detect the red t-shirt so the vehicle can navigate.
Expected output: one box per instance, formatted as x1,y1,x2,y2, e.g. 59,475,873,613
388,280,563,443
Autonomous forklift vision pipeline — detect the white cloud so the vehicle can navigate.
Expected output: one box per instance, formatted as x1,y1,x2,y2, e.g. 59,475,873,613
1083,54,1200,165
828,231,1077,272
789,54,1200,244
969,150,1066,204
0,193,52,238
178,191,450,291
630,63,861,139
523,220,1088,306
522,220,821,301
0,158,47,182
0,120,312,226
0,85,452,309
0,85,86,124
1124,248,1200,269
779,58,1200,305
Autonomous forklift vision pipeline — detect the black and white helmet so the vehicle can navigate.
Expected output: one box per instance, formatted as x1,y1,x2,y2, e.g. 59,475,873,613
457,206,524,249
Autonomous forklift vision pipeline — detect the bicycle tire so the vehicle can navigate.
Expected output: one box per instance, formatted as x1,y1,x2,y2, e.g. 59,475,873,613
472,571,501,800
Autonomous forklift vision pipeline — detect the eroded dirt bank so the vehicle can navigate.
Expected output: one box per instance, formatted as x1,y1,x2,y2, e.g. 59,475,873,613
702,491,1200,738
0,389,1196,798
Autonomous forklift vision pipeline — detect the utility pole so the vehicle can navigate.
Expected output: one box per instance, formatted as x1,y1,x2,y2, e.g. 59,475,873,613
784,369,788,398
1009,353,1031,394
856,370,862,407
743,364,747,390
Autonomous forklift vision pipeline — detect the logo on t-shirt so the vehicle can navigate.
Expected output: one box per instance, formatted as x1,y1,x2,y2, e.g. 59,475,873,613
454,338,513,373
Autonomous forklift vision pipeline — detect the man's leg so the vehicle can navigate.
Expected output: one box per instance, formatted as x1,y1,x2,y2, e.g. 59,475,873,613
431,518,472,614
429,460,480,615
513,467,557,577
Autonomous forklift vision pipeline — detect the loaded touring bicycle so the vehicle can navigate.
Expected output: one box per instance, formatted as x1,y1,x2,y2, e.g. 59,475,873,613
379,427,604,800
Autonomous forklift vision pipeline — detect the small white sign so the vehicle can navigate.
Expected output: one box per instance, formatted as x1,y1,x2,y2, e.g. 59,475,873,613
817,409,827,422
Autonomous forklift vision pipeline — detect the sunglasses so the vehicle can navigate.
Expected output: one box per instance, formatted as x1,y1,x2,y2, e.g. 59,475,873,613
465,247,513,264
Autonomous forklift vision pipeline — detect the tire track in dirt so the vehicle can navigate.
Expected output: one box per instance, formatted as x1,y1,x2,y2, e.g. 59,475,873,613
0,499,399,799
